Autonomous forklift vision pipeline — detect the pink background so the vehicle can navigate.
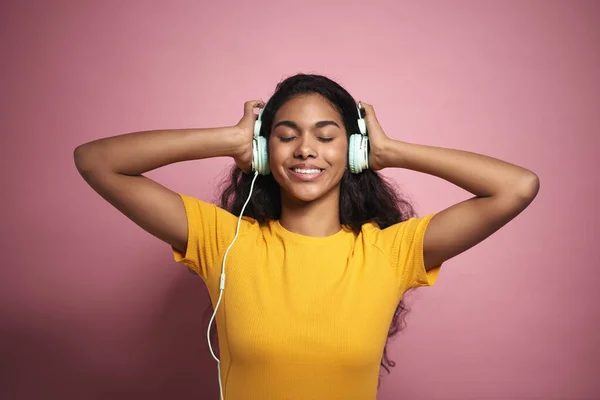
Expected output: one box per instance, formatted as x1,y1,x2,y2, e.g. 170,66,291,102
1,0,598,399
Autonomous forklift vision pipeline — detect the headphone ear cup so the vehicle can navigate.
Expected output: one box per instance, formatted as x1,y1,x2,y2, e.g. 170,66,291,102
348,133,369,174
259,136,270,174
361,135,369,170
254,119,262,136
348,134,360,174
252,135,270,175
358,118,367,135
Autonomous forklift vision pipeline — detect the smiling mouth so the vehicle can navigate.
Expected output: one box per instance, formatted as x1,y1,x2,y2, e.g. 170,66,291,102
291,168,323,174
288,168,324,181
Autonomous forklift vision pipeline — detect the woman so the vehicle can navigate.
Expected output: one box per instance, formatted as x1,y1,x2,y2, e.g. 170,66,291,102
74,74,539,400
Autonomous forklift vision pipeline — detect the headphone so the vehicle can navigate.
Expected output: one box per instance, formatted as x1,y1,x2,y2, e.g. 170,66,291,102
252,100,370,174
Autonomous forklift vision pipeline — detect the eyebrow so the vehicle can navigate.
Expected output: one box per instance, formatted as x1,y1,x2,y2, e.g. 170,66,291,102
272,120,341,131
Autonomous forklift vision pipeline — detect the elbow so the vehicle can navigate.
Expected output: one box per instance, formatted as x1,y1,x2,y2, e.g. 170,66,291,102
74,143,101,176
73,144,89,173
515,171,540,203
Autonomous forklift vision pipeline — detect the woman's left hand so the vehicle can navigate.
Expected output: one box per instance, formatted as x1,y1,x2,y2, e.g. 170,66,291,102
358,101,392,171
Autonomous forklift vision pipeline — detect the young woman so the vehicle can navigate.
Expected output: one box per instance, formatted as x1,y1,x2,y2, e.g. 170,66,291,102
74,74,539,400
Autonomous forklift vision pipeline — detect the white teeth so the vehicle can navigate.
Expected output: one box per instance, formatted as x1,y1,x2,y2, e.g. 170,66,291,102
293,168,322,174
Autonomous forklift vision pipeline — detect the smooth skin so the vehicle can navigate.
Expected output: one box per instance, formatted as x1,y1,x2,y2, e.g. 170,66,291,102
268,94,349,237
74,94,539,270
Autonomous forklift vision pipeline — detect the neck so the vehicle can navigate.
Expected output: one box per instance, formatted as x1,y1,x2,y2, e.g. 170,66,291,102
279,190,341,237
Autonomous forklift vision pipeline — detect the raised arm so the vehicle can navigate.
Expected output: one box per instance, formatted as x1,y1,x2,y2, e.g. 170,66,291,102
360,102,540,270
73,100,263,253
377,140,539,270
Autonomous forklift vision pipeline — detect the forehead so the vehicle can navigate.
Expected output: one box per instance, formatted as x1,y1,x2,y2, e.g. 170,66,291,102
274,94,342,121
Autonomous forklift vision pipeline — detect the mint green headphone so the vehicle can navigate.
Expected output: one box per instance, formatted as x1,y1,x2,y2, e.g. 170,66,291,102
252,101,369,175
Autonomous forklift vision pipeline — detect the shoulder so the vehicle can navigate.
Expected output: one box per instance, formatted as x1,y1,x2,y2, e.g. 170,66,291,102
178,193,260,234
360,214,437,247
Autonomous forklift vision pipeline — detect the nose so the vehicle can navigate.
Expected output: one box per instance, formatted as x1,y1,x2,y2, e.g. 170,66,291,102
293,135,317,159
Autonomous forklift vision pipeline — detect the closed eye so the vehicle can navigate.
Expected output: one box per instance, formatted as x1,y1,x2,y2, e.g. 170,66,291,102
277,136,335,143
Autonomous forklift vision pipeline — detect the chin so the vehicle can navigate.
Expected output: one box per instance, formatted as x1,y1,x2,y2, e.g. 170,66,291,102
273,168,343,204
282,187,324,204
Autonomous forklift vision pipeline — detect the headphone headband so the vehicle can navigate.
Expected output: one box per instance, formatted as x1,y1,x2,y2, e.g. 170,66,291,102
357,102,366,135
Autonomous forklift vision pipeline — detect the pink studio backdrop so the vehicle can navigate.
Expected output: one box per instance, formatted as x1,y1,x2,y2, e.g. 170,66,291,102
1,1,598,399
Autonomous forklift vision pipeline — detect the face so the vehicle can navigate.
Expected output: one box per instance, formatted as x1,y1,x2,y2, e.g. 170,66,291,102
268,94,348,204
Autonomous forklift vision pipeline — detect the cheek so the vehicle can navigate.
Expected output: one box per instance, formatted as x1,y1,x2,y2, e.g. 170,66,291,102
267,141,282,163
267,142,287,182
325,143,348,167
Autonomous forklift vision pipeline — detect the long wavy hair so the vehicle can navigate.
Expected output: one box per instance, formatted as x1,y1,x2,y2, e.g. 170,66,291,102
204,73,418,386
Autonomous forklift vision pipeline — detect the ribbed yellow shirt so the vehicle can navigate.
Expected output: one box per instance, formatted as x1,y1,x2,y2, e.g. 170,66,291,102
172,194,442,399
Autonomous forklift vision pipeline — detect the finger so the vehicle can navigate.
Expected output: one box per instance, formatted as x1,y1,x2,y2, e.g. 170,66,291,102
245,99,264,106
244,100,265,115
357,101,372,110
244,100,265,119
357,101,376,118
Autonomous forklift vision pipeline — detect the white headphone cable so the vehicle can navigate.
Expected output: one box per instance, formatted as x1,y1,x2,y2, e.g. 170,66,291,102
207,170,260,400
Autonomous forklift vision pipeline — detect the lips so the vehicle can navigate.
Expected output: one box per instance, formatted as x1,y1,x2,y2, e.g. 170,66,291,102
290,163,324,170
291,167,322,174
288,166,324,182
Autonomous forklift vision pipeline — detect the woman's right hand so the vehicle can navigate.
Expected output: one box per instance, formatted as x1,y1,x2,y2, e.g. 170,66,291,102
233,100,265,173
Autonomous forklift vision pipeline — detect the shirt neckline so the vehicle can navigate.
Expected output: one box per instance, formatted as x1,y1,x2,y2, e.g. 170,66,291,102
272,219,352,243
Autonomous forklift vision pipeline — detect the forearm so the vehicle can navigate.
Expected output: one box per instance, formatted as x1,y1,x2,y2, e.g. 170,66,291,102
74,126,242,175
378,140,539,198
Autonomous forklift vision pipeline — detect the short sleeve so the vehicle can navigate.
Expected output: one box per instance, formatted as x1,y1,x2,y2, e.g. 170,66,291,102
380,214,443,292
171,193,255,280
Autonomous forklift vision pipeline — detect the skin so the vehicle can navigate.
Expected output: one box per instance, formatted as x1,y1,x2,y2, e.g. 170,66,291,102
74,92,539,273
268,94,349,237
234,94,540,270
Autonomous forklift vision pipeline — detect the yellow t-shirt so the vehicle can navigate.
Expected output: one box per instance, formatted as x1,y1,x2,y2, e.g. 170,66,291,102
172,194,442,400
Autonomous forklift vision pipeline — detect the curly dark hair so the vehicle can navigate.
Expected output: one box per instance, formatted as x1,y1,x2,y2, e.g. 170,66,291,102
204,73,419,387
